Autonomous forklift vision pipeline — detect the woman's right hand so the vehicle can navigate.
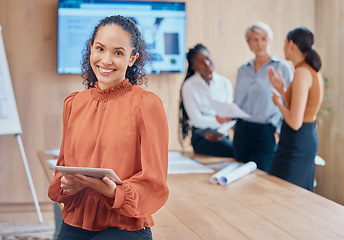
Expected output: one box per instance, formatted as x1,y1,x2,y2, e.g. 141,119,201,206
60,174,86,195
73,174,117,199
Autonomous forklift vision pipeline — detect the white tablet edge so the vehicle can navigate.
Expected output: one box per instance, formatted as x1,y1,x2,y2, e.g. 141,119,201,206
55,166,122,184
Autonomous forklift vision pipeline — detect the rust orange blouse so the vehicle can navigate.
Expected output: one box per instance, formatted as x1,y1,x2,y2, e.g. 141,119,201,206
48,79,169,231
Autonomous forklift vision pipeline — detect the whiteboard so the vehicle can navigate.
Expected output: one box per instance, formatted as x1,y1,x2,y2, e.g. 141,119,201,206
0,25,22,135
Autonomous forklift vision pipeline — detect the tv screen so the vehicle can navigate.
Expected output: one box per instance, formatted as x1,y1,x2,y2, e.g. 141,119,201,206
57,0,186,74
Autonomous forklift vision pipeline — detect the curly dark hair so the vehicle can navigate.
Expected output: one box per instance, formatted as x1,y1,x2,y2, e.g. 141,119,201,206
81,15,151,88
178,44,208,144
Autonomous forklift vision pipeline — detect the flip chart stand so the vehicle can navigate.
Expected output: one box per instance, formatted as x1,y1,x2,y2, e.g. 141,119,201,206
0,25,43,223
16,134,44,224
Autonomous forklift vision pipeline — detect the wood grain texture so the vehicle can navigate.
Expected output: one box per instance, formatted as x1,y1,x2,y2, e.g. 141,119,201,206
152,167,344,239
314,0,344,205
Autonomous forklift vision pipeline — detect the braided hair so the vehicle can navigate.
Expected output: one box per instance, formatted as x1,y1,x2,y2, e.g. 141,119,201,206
178,44,208,145
81,15,151,88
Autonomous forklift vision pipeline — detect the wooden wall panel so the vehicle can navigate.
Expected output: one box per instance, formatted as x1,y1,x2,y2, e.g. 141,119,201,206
0,0,84,203
314,0,344,204
6,0,344,207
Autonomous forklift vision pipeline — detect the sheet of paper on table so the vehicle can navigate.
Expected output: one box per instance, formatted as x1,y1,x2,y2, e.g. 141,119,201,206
168,152,214,174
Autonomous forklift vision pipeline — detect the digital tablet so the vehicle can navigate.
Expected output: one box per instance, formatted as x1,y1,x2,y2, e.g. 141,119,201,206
55,166,122,184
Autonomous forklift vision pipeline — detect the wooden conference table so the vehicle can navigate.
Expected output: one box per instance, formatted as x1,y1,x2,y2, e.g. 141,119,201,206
38,151,344,240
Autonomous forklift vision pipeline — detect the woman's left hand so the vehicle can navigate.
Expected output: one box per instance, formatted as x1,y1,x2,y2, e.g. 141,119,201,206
271,89,282,106
205,132,225,142
72,174,117,198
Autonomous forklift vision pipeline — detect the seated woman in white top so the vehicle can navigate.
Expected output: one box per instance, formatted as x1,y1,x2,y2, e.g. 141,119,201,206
179,43,234,157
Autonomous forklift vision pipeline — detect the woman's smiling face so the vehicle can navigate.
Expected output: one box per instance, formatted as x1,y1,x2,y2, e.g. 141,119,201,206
90,24,138,90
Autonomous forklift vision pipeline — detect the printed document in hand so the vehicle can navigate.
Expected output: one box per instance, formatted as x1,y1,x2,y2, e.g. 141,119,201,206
210,99,250,119
193,120,236,137
216,120,236,136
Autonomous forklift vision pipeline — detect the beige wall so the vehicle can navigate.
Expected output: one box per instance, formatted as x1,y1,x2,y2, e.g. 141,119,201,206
0,0,342,205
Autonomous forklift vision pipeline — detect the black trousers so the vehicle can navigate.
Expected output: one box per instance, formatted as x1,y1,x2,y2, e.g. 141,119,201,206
233,119,277,172
191,127,235,158
57,222,152,240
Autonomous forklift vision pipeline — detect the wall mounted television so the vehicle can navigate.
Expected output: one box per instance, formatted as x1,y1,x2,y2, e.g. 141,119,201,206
57,0,186,74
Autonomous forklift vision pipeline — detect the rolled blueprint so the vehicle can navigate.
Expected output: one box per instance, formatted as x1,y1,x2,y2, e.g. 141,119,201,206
218,161,257,185
210,162,241,184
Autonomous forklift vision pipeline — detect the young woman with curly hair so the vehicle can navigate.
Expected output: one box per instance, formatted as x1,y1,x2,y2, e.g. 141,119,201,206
48,15,169,239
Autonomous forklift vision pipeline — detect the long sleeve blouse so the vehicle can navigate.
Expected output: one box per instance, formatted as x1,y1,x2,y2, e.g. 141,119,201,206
234,55,293,131
181,72,233,129
48,79,169,231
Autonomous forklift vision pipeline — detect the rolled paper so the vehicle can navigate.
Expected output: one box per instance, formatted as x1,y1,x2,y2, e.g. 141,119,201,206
218,161,257,185
210,162,241,184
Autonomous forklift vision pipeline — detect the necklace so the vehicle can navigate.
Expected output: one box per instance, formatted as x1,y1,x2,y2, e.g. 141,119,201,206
92,82,130,112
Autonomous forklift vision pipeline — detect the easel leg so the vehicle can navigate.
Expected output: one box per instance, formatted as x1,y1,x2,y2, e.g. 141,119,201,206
16,134,44,224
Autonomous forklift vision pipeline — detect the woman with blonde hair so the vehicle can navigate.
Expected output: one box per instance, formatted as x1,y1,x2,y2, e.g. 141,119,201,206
233,22,293,172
